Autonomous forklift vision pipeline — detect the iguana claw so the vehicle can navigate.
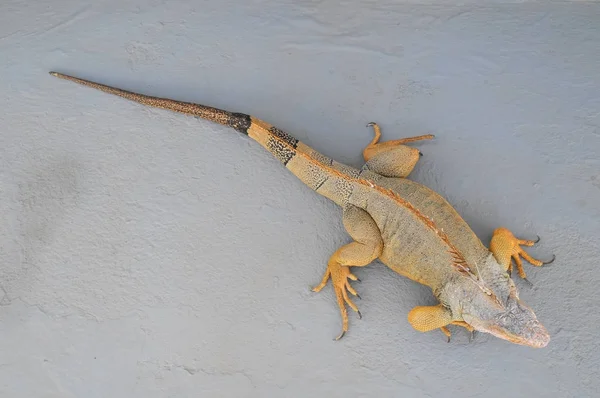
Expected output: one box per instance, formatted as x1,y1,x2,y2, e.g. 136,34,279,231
441,323,476,343
441,326,451,342
532,236,557,265
469,330,477,343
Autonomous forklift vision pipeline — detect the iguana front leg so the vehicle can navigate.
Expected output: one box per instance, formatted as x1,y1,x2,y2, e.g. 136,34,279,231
361,122,434,178
490,227,555,283
408,305,475,342
312,205,383,340
407,304,453,339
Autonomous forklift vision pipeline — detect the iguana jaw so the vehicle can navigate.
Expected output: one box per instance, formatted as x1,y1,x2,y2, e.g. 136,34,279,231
480,320,549,348
462,299,550,348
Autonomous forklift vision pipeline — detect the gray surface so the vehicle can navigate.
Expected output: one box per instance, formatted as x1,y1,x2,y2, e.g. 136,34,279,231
1,1,599,397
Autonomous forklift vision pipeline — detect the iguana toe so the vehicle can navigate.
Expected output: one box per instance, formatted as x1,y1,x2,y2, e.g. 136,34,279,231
312,261,363,341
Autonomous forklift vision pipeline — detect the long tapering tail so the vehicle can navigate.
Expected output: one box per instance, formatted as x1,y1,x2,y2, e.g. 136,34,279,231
49,71,360,206
49,72,252,133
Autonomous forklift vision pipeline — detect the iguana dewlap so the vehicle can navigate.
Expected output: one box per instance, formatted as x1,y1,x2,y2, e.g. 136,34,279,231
49,71,555,348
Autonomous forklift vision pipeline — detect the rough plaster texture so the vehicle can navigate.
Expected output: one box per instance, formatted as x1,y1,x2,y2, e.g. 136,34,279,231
1,0,599,397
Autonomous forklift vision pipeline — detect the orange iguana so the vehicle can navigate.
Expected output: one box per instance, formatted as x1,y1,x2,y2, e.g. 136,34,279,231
49,71,555,348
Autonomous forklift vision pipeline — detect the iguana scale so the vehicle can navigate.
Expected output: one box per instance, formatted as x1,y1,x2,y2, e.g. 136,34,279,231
49,71,555,348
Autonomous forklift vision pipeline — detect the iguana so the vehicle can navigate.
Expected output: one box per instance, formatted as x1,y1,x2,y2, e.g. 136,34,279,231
49,71,555,348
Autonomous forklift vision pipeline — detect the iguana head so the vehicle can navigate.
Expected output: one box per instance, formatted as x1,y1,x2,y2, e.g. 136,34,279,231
444,254,550,348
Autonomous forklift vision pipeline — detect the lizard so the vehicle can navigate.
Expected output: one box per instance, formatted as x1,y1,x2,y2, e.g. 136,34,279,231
49,71,556,348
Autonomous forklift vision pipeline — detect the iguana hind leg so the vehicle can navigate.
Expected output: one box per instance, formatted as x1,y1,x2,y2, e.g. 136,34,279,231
362,122,434,178
490,227,555,283
312,205,383,340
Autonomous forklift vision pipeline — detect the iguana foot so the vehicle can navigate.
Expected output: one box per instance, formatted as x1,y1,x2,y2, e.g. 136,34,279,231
361,122,434,178
490,227,555,283
312,261,362,340
440,321,475,343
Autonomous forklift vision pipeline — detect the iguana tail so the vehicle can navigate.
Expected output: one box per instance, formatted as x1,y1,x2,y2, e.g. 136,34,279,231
49,72,253,133
49,72,354,205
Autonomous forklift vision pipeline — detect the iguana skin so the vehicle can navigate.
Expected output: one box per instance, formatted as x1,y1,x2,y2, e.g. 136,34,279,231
49,71,555,348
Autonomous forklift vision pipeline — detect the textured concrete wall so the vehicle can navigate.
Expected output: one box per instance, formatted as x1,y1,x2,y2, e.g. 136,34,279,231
1,1,599,397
